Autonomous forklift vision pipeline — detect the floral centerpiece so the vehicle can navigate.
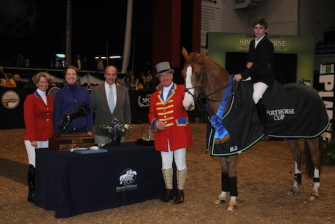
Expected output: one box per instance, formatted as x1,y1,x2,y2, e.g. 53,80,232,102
99,118,131,146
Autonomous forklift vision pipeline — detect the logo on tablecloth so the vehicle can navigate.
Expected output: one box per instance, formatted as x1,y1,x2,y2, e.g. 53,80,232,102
116,168,138,192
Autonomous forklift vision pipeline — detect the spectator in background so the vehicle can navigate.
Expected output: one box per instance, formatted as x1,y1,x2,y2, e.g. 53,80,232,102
23,72,54,202
134,78,144,90
23,59,31,68
144,74,156,91
25,74,37,89
16,53,25,67
54,66,93,134
116,77,122,86
140,72,146,86
82,56,90,71
0,66,7,87
13,74,25,87
4,73,16,87
73,54,83,70
48,76,62,88
121,76,133,90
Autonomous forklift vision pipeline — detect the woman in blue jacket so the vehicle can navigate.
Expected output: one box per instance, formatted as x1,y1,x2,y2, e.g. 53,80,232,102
54,66,93,134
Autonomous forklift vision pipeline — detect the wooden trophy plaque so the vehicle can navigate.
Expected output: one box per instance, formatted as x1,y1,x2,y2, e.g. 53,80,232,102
49,133,95,151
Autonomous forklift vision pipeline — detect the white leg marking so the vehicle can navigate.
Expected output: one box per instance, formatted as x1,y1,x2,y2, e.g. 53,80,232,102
289,162,301,196
310,168,320,201
214,191,227,205
227,196,237,211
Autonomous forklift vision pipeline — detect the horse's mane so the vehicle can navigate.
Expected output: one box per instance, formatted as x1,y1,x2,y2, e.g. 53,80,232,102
184,49,229,79
203,55,229,77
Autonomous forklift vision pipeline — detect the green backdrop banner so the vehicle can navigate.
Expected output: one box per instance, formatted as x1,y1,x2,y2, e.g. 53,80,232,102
207,32,314,84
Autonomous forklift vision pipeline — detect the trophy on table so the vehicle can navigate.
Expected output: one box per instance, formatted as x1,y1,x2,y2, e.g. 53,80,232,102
49,103,95,151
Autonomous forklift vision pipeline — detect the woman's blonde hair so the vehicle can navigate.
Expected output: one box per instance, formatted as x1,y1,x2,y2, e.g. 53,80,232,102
34,72,51,84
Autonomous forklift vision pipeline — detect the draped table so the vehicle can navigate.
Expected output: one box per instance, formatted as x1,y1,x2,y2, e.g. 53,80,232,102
34,142,164,218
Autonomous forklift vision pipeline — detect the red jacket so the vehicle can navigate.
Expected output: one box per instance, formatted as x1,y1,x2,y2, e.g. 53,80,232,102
23,91,55,141
148,83,193,152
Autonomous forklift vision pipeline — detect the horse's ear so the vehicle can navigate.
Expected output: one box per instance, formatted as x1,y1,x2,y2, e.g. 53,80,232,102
182,47,189,60
198,49,208,62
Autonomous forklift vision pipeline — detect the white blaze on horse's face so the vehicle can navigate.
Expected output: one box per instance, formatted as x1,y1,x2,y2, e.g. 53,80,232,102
183,65,195,111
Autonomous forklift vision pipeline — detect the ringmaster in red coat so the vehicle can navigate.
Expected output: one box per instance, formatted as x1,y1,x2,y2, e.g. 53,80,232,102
148,61,193,204
23,72,54,203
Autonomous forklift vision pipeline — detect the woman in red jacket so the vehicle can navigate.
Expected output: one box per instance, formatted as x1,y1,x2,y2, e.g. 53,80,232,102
23,72,54,202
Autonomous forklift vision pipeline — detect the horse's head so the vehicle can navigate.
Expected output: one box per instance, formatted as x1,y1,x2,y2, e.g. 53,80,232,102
181,47,230,115
181,47,208,111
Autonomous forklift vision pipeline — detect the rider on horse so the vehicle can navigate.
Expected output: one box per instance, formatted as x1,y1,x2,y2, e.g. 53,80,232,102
234,17,274,136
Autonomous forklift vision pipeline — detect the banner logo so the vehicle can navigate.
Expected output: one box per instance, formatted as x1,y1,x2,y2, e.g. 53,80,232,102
137,94,151,107
2,91,20,109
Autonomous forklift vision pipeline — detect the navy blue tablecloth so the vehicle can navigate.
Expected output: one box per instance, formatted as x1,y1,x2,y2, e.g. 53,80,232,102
34,142,165,218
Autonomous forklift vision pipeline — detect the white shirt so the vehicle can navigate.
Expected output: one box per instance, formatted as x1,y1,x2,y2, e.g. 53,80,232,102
105,82,116,107
162,82,173,102
255,35,265,48
37,89,47,105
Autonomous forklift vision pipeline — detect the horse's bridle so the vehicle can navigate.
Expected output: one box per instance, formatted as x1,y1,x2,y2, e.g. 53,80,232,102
184,62,237,103
183,61,238,125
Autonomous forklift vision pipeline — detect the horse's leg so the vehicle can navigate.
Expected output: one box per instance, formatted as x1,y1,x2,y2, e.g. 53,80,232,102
214,155,238,211
214,157,229,205
287,139,302,196
306,137,321,201
227,155,238,211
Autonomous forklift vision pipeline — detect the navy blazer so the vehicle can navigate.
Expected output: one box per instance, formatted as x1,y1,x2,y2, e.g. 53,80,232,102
241,36,274,85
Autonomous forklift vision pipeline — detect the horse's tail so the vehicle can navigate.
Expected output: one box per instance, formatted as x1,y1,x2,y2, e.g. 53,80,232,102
304,137,322,178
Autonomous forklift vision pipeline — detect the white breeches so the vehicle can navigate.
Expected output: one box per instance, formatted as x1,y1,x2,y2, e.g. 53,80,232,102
253,82,268,104
161,146,187,171
24,140,49,167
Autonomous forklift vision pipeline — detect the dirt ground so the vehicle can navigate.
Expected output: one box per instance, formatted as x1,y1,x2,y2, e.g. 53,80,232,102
1,123,335,224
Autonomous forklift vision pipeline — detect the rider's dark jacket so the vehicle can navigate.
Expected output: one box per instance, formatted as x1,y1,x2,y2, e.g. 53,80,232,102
241,35,274,86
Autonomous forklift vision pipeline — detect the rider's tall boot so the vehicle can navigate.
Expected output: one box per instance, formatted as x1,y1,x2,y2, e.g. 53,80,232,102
255,98,268,137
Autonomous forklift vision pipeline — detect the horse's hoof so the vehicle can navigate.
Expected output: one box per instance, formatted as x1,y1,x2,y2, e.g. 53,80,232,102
288,189,297,196
309,194,319,201
214,198,225,205
227,204,237,211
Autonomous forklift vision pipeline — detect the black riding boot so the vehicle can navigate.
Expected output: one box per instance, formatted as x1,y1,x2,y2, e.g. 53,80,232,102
255,98,268,137
27,164,35,202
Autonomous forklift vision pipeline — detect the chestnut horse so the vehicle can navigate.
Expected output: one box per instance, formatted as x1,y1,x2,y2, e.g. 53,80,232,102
181,47,328,211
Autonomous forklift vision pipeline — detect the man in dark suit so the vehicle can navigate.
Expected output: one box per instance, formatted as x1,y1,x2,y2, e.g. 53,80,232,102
233,17,274,134
91,65,131,145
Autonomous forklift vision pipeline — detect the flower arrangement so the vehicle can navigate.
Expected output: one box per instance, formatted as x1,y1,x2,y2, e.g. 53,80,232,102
99,117,131,138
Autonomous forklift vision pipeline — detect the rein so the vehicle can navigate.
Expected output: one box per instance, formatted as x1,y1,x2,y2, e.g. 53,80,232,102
184,61,238,105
